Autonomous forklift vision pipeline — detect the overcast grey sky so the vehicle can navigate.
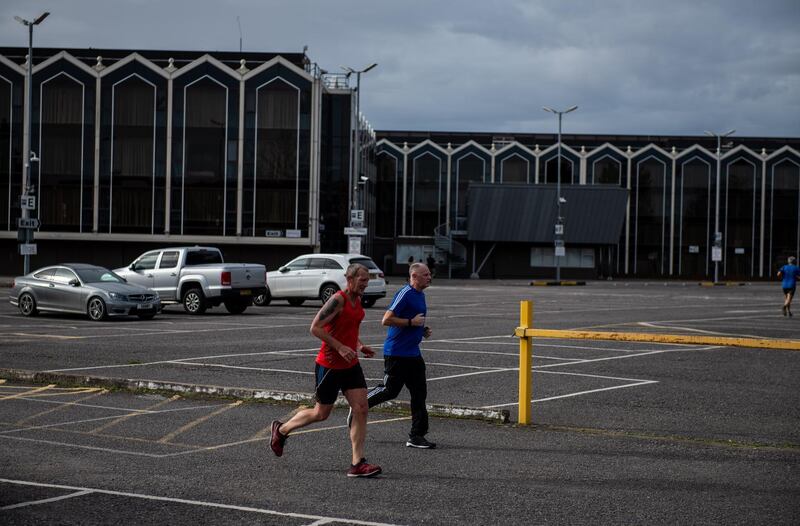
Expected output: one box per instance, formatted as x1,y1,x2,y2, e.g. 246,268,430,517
2,0,798,137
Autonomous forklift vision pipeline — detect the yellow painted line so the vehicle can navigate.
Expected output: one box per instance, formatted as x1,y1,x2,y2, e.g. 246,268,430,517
8,389,104,398
158,401,243,444
3,333,84,340
15,389,109,426
89,395,180,434
514,328,800,351
0,384,56,401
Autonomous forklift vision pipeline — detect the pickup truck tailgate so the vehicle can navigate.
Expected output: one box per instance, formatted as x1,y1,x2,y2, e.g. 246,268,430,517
226,265,267,289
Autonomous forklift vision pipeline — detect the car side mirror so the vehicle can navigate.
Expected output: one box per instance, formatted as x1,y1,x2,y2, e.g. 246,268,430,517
279,266,289,273
129,264,136,271
69,279,80,287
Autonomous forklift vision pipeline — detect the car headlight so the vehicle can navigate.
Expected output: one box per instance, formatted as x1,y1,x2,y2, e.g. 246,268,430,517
108,292,128,301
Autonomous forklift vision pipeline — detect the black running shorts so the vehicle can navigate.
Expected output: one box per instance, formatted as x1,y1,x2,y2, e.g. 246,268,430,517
783,287,796,295
314,363,367,405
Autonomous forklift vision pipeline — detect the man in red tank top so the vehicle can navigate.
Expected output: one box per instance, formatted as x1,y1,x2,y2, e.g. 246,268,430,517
270,263,382,477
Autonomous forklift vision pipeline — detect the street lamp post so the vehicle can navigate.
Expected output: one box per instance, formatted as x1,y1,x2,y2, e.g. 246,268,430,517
15,11,49,275
542,105,578,282
704,128,735,284
340,63,377,220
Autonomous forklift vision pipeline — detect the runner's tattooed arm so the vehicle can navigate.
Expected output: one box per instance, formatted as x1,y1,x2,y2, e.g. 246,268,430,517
310,294,356,360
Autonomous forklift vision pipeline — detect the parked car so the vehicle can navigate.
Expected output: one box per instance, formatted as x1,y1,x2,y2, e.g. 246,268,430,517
9,263,161,321
114,247,266,315
255,254,386,308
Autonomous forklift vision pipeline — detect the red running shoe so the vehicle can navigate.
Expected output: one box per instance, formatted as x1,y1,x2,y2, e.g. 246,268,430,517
346,458,382,478
270,420,286,457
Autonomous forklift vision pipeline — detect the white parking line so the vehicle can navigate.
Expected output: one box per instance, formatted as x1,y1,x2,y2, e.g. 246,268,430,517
482,380,659,408
0,478,405,525
1,489,93,510
44,347,320,373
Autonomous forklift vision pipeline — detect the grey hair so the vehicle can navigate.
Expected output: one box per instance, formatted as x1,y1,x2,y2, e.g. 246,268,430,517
790,256,797,265
409,262,427,276
346,263,368,278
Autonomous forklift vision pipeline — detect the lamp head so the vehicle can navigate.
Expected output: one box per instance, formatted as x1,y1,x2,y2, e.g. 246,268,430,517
34,12,50,25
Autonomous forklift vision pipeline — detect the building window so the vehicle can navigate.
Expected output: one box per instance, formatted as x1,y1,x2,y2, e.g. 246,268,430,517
40,74,84,232
182,77,227,236
375,152,398,238
633,157,667,275
769,159,800,271
544,156,575,185
592,156,623,186
725,159,757,277
254,78,299,234
0,78,10,230
408,153,443,236
453,154,484,230
499,155,527,183
111,75,156,234
530,247,594,268
678,158,712,277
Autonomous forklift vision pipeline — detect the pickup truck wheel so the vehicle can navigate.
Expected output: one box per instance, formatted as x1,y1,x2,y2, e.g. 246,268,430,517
224,301,248,314
253,288,271,307
87,297,108,321
183,287,207,314
287,298,305,307
319,284,339,303
361,298,377,308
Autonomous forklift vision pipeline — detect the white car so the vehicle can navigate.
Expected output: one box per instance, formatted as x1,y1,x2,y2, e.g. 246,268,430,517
256,254,386,308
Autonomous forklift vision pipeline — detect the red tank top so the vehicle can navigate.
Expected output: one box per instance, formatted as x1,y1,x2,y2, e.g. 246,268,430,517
316,290,365,369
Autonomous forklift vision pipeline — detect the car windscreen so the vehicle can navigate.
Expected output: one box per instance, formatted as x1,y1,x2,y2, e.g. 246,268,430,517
185,250,223,266
75,268,126,284
349,257,379,270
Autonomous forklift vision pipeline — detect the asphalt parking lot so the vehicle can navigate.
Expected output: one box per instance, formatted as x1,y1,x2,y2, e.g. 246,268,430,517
1,279,799,524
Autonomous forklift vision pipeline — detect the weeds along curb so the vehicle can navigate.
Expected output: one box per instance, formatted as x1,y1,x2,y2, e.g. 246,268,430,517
0,368,510,424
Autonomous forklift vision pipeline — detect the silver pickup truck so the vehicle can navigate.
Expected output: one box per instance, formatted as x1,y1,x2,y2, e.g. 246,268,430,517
114,247,266,315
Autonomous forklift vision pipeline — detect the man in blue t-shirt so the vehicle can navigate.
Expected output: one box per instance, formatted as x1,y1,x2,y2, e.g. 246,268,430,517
359,262,436,448
778,256,800,316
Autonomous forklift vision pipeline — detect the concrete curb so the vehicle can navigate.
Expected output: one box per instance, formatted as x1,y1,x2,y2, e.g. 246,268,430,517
0,368,511,424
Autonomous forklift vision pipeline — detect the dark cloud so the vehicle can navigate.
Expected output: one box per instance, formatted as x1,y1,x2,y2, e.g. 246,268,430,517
2,0,797,136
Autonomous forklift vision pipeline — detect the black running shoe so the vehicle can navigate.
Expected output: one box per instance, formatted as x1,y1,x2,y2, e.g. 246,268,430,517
406,436,436,449
783,306,788,316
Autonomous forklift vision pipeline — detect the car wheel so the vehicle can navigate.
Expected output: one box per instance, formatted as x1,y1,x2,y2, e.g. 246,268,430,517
361,298,376,308
87,297,108,321
18,292,39,317
319,284,339,303
183,287,207,314
253,288,272,307
224,301,248,314
137,313,156,320
287,298,305,307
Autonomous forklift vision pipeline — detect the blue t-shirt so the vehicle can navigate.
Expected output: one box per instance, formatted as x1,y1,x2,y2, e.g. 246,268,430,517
779,264,800,289
382,284,426,357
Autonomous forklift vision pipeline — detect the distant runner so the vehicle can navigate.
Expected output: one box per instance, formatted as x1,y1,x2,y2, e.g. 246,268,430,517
778,256,800,317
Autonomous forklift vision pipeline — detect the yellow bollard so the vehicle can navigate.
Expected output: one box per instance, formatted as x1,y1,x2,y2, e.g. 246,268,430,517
518,300,533,424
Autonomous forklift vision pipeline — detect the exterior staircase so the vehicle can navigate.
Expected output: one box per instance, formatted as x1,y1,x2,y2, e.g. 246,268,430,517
433,223,467,275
